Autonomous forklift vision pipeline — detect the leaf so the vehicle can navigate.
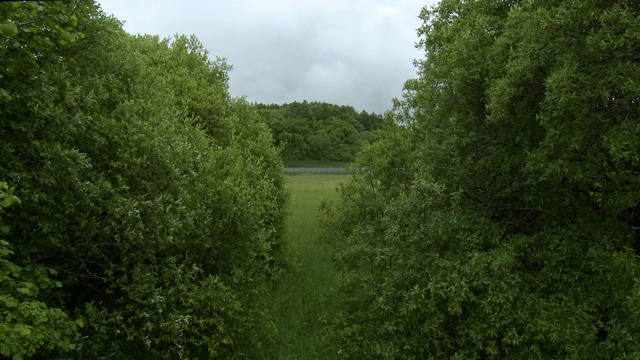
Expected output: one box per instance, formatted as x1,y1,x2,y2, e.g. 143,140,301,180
1,21,18,38
17,286,34,296
17,325,32,336
2,296,18,308
0,89,13,101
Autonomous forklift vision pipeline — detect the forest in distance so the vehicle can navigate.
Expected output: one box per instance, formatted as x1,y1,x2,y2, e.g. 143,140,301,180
256,101,384,163
1,0,640,359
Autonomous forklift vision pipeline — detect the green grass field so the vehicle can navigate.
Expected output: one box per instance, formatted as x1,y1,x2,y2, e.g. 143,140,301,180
282,160,350,168
250,173,348,359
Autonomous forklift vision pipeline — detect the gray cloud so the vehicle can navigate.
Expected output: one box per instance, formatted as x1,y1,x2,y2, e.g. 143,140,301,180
99,0,438,113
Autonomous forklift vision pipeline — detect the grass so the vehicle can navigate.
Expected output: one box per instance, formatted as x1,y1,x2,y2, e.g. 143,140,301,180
250,173,349,359
282,160,350,168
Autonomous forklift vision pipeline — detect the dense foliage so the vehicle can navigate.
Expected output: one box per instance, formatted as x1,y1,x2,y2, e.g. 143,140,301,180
1,1,287,358
257,101,383,162
324,0,640,358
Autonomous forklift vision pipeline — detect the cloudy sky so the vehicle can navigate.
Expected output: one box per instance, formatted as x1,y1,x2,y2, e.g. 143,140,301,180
99,0,438,114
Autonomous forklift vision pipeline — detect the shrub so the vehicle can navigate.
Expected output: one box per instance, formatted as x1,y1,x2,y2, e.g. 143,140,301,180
324,0,640,358
1,1,287,357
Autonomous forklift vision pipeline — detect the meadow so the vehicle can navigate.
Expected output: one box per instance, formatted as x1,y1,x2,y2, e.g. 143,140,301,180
250,173,349,359
282,160,351,168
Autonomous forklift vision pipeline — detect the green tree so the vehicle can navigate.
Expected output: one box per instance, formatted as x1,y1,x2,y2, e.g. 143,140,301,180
0,183,82,358
256,101,383,162
1,1,287,357
325,0,640,358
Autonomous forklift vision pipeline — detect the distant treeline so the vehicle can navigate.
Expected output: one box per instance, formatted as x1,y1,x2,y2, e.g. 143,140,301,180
256,101,384,162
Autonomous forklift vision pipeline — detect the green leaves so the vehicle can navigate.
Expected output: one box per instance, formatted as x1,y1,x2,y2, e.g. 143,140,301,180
0,183,81,358
1,1,288,358
324,0,640,358
0,20,18,37
257,101,383,162
0,183,20,209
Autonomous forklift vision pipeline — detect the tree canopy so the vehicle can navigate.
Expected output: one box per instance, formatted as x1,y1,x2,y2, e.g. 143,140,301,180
324,0,640,358
257,101,383,162
1,1,287,357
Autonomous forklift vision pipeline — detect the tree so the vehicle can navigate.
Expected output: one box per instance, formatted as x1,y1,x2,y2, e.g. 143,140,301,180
256,101,383,162
0,183,82,358
324,0,640,358
1,1,287,357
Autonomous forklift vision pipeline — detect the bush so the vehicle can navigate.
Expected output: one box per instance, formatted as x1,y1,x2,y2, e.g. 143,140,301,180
1,1,287,357
324,0,640,358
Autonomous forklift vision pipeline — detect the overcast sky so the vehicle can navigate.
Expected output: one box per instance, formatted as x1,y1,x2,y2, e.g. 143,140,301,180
99,0,438,114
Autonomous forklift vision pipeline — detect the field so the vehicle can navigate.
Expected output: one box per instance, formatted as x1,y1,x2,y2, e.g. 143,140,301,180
250,173,349,359
282,160,351,168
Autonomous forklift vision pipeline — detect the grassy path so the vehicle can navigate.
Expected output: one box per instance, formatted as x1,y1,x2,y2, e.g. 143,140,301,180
252,174,348,359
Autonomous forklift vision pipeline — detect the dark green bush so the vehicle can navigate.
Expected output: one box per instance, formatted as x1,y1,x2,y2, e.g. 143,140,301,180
324,0,640,358
1,1,287,357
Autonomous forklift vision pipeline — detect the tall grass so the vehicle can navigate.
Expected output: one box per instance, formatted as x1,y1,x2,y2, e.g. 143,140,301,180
249,174,348,359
